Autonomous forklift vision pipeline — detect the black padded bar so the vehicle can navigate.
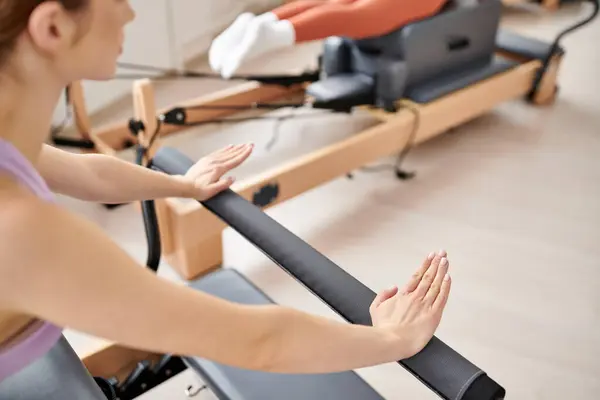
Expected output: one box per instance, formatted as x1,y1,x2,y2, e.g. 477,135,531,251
407,56,518,104
151,147,505,400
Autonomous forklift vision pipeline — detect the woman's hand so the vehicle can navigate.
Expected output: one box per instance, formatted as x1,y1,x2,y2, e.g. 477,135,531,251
183,143,254,201
370,251,452,359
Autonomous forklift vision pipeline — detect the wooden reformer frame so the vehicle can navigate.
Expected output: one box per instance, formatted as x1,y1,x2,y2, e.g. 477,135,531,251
138,59,561,282
62,79,303,156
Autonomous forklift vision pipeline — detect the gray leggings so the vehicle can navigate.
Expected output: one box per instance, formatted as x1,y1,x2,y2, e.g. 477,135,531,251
0,336,107,400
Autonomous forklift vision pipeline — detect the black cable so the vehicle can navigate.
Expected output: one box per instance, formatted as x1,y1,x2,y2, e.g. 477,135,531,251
265,108,297,151
354,101,420,180
182,102,307,111
528,0,599,101
392,101,420,179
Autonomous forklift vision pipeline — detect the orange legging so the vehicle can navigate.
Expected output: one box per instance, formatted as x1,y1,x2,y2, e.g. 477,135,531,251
272,0,448,43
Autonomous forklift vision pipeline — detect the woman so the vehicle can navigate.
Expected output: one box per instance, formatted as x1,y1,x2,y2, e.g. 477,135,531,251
210,0,448,78
0,0,451,387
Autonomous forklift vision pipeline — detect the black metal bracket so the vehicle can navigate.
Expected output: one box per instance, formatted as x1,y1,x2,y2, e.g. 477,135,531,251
247,70,321,87
161,107,188,125
50,135,96,150
128,118,146,135
252,183,280,208
96,356,188,400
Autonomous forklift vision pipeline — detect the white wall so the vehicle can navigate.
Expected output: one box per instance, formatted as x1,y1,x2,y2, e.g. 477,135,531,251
170,0,282,63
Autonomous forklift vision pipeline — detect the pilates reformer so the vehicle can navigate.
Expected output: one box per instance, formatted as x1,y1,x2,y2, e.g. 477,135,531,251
0,142,507,400
51,0,597,282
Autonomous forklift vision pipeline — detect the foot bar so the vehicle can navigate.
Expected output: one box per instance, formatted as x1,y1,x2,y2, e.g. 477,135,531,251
150,147,506,400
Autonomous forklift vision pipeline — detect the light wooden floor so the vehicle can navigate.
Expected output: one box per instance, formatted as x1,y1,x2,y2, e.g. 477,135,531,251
59,3,600,399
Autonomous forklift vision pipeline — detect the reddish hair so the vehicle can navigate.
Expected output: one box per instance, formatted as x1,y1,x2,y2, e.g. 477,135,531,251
0,0,88,66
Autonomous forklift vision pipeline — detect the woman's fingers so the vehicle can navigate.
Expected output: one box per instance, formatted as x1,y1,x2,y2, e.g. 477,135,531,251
199,144,253,179
401,252,434,295
401,251,438,295
412,253,445,300
422,257,450,307
213,143,253,164
370,286,399,312
220,144,254,169
432,273,452,312
217,144,238,155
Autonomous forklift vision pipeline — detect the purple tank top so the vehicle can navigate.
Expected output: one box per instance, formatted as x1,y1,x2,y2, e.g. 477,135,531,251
0,138,63,382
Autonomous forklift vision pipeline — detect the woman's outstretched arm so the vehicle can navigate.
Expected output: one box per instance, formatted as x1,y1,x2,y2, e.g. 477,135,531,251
0,189,450,373
37,144,253,204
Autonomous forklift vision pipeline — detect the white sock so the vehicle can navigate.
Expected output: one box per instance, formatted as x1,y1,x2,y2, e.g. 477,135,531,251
209,12,255,72
221,19,296,79
255,11,279,23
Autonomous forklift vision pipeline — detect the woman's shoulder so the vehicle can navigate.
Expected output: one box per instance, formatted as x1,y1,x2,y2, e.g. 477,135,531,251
0,176,62,239
0,177,73,309
0,174,44,206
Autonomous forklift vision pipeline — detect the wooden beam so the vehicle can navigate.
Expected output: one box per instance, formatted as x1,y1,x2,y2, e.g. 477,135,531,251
81,343,160,382
532,54,562,106
160,59,543,280
132,79,160,159
66,81,127,156
68,81,92,141
494,52,561,106
93,81,305,152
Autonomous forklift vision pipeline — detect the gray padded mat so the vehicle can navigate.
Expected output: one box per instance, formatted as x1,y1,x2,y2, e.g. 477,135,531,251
184,269,385,400
0,336,107,400
496,29,563,61
406,55,518,103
